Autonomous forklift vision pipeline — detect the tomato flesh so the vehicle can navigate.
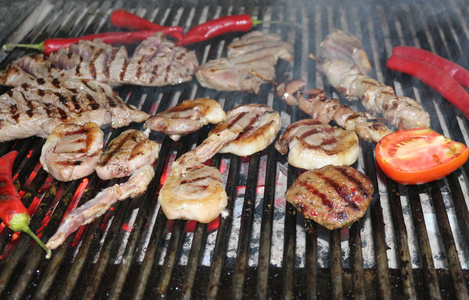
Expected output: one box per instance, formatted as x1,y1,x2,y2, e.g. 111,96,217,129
375,128,469,185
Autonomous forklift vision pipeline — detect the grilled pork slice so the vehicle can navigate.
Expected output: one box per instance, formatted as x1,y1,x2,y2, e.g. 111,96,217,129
46,164,155,250
96,129,159,180
145,98,226,141
285,165,373,230
195,31,293,93
319,29,372,74
275,119,359,170
40,122,104,182
0,33,198,87
277,79,392,143
208,104,281,156
320,57,430,129
159,164,227,223
0,78,149,142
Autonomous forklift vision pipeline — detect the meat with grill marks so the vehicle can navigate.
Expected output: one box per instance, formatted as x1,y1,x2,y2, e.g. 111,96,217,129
46,164,155,250
0,78,149,142
96,129,159,180
277,78,392,143
195,31,293,93
275,119,359,170
40,122,104,182
145,98,226,141
0,32,198,87
285,165,373,230
208,104,281,156
319,31,430,130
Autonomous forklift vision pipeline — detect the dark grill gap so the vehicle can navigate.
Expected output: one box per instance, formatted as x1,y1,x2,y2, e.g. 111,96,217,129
0,0,468,299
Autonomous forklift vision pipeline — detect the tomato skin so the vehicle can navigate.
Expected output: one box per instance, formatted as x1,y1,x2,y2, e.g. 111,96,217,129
375,128,469,185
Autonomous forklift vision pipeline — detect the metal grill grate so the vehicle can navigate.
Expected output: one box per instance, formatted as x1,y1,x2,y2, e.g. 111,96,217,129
0,0,468,299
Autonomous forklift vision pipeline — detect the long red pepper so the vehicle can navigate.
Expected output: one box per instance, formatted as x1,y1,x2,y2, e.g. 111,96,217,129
110,9,183,40
177,14,297,46
392,46,469,89
3,30,166,56
387,55,469,118
0,151,51,258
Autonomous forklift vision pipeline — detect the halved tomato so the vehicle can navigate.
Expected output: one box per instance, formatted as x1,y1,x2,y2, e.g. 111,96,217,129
375,128,469,185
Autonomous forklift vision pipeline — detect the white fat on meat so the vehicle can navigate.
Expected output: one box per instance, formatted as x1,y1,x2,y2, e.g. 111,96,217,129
275,119,359,170
208,104,281,157
159,164,227,223
96,129,159,180
145,98,226,141
40,122,104,182
46,164,155,250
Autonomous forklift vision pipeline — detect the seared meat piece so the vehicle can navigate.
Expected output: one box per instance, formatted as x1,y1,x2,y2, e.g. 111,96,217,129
145,98,226,141
319,29,372,74
0,33,198,87
208,104,281,156
319,57,430,129
0,78,149,142
276,79,392,143
46,164,155,250
285,165,373,230
275,119,359,170
159,164,227,223
96,129,159,180
195,31,293,93
40,122,104,182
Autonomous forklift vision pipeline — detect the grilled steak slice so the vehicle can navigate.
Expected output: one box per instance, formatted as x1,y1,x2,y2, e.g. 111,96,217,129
0,78,149,142
285,165,373,230
276,78,392,143
319,29,372,74
159,164,227,223
96,129,159,180
0,33,198,87
275,119,359,170
195,31,293,93
145,98,226,141
40,122,104,182
46,164,155,250
208,104,281,156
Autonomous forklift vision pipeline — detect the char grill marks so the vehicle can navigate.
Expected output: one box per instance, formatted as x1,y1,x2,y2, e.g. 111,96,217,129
0,33,199,87
285,165,373,230
0,78,149,142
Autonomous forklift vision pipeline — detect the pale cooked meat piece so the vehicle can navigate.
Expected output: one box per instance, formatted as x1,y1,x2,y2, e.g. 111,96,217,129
275,119,359,170
320,57,430,130
0,78,149,142
208,104,281,156
319,29,372,74
96,129,159,180
0,54,61,86
46,164,155,250
40,122,104,182
159,164,227,223
145,98,226,141
285,165,374,230
276,80,392,142
195,31,293,93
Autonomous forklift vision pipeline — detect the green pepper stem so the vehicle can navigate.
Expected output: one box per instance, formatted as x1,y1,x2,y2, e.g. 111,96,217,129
3,41,45,53
251,18,299,27
9,212,51,259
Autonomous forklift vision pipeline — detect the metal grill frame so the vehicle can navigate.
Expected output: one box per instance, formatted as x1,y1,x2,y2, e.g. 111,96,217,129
0,0,468,299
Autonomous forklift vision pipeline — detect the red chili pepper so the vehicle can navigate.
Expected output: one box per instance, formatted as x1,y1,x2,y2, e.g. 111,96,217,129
3,30,169,56
387,55,469,118
177,14,297,46
0,151,51,258
110,9,183,40
392,46,469,89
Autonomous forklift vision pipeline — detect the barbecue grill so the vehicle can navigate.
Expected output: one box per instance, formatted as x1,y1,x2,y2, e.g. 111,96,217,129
0,0,468,299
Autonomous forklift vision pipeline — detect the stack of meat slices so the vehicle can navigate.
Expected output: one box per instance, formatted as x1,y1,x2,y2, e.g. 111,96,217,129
0,32,199,87
195,31,293,93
